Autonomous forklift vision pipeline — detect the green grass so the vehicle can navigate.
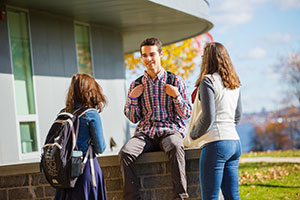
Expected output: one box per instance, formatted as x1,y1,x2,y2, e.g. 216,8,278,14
241,149,300,158
239,162,300,200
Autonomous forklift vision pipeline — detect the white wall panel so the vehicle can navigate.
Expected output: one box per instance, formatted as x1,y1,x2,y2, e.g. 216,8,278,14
0,73,20,165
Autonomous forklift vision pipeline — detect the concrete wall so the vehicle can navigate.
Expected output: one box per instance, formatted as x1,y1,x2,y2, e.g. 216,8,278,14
0,9,128,165
0,149,202,200
0,15,20,165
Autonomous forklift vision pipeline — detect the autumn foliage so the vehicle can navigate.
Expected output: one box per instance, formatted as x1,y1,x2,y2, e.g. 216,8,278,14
124,38,199,80
252,106,300,151
253,50,300,152
276,52,300,108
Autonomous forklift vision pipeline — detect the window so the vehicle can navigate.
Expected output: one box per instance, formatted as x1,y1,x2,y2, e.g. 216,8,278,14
74,23,93,76
7,8,39,155
20,122,38,153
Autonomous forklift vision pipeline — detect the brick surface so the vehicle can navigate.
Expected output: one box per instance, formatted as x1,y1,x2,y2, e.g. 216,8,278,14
166,159,200,174
0,151,202,200
187,172,200,185
0,175,29,188
140,190,155,200
186,159,200,172
36,198,52,200
106,191,123,200
102,166,122,179
141,175,172,189
0,190,7,200
34,187,45,198
187,185,201,198
136,162,165,176
105,179,123,191
8,188,36,199
31,173,49,185
155,188,173,200
165,162,171,174
44,186,56,197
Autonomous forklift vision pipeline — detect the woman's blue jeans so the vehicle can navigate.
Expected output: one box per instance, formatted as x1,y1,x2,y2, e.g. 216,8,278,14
200,140,241,200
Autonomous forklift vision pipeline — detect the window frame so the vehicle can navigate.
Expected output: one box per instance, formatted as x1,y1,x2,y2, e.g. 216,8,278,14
74,21,95,76
7,5,41,160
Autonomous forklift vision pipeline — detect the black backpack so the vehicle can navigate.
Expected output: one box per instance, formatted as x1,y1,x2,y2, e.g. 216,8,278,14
40,107,91,189
134,71,176,87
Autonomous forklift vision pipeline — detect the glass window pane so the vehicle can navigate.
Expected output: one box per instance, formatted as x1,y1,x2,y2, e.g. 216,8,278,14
75,24,93,76
20,122,38,153
7,10,36,115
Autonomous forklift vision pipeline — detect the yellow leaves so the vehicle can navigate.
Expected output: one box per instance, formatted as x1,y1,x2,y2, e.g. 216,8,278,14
124,53,142,70
239,164,294,185
124,37,201,80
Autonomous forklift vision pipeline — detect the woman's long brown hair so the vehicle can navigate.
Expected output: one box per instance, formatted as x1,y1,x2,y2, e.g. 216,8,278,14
65,73,107,112
195,42,241,89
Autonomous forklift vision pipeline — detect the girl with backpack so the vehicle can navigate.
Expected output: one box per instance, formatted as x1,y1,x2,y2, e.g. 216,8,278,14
55,73,107,200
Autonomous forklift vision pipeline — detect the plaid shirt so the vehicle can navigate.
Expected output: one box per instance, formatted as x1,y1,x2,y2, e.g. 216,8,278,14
124,69,191,138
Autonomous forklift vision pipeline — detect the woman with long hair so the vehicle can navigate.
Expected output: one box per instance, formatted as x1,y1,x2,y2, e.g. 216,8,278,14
189,42,242,200
55,73,107,200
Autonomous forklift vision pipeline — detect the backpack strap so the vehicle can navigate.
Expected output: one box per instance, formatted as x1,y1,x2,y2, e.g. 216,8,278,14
134,75,144,87
82,145,96,187
73,107,93,118
78,108,98,118
166,71,176,86
134,71,176,87
78,108,98,187
89,146,97,187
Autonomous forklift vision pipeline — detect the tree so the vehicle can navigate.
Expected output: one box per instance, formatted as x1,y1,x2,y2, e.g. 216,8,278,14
252,106,300,151
124,33,214,80
252,121,291,151
272,51,300,150
278,51,300,107
280,106,300,149
252,124,270,151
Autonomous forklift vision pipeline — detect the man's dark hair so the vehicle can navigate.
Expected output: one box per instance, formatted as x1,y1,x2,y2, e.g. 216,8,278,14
140,37,162,54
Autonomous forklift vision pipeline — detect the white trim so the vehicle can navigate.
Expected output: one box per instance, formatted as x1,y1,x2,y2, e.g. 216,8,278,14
74,22,79,74
73,22,94,76
27,7,42,158
74,21,90,27
88,24,95,76
6,7,22,161
73,22,79,74
18,151,40,160
6,5,29,12
17,115,38,122
6,7,41,160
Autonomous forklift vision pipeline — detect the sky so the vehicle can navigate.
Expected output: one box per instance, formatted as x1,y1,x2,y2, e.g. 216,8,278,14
206,0,300,113
126,0,300,114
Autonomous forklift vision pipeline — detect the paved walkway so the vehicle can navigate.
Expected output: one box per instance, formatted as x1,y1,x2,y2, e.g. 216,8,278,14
240,157,300,163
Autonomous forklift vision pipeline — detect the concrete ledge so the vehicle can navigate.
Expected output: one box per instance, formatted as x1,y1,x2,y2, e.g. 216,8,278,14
0,148,201,176
0,148,202,200
0,162,41,176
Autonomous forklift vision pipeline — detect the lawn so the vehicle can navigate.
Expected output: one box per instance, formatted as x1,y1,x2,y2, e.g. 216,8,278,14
241,149,300,158
239,162,300,200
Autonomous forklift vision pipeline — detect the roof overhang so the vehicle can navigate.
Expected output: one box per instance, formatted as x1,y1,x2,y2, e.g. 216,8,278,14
5,0,213,54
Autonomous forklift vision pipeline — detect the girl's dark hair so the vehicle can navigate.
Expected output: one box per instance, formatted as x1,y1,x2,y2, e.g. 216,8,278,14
195,42,241,89
65,73,107,112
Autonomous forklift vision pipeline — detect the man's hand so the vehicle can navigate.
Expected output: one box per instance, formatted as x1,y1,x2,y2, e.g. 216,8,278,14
129,85,144,98
165,84,180,98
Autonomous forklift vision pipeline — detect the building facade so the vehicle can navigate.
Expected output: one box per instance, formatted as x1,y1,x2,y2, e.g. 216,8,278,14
0,0,213,165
